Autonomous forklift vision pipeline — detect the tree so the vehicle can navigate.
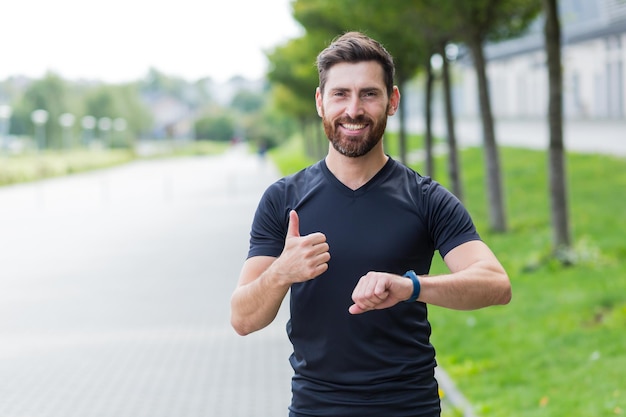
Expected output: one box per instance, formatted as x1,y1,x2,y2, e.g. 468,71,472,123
543,0,572,261
440,46,464,200
266,34,326,158
450,0,542,232
84,83,153,142
194,111,235,142
423,56,435,178
400,0,464,196
14,73,75,149
230,89,265,114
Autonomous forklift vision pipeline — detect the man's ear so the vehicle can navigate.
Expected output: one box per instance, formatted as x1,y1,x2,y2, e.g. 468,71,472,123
315,87,323,117
387,86,401,116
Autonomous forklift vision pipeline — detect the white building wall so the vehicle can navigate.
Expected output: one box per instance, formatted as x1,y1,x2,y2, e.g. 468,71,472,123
457,32,626,120
563,40,603,117
457,65,479,118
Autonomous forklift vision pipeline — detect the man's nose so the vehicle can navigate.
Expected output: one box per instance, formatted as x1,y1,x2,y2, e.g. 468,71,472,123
345,96,364,119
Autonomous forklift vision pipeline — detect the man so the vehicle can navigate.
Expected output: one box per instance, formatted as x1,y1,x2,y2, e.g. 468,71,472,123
230,31,511,417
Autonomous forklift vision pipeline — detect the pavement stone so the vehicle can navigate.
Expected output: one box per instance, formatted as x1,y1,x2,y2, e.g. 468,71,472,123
0,146,293,417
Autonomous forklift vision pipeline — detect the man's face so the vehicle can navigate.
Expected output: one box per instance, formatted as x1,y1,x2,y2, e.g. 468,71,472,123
316,61,398,158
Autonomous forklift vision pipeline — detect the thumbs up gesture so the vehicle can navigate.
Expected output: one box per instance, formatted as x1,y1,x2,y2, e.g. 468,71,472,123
274,210,330,285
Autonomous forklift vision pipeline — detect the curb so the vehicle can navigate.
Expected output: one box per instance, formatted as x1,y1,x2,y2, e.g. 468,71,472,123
436,366,478,417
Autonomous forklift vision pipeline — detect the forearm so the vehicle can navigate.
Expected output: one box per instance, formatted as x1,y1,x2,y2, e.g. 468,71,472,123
418,261,511,310
230,265,291,336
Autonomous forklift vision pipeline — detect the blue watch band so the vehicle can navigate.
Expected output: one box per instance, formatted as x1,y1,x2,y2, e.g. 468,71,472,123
403,270,421,303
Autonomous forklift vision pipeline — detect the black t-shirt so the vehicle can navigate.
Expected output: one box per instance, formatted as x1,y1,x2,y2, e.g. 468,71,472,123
248,157,480,416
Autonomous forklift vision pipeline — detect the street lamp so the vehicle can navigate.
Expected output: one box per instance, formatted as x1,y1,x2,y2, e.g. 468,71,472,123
0,104,12,152
59,112,76,150
81,115,96,147
98,117,112,148
113,117,127,148
445,43,459,62
430,54,443,71
31,109,49,151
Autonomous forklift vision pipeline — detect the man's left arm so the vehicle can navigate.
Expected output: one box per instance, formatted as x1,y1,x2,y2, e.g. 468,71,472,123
349,240,511,314
418,240,511,310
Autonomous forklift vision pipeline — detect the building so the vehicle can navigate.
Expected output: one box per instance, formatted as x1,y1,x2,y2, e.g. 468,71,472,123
456,0,626,120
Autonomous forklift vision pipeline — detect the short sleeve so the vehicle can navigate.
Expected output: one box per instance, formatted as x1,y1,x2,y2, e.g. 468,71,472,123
424,181,481,258
247,180,288,259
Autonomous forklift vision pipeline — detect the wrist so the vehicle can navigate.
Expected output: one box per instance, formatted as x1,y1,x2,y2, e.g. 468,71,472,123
403,270,421,303
263,261,292,289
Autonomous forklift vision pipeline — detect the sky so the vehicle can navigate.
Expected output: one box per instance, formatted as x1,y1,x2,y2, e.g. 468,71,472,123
1,0,303,83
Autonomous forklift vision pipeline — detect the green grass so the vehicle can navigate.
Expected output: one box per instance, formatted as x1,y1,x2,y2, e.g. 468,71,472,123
268,134,318,173
0,140,230,187
0,149,135,186
426,147,626,417
271,135,626,416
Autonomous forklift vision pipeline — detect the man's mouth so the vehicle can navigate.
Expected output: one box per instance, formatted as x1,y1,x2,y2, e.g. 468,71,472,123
341,123,367,131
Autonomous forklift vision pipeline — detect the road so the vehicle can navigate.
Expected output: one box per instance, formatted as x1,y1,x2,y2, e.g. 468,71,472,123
0,146,293,417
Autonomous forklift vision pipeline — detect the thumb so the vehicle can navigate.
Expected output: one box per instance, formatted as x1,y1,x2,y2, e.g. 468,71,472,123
287,210,300,238
348,304,364,315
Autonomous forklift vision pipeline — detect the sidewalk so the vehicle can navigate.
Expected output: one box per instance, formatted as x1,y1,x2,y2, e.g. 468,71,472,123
0,146,294,417
396,116,626,156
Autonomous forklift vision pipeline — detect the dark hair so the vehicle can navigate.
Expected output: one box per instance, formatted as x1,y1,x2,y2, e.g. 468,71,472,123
316,31,395,96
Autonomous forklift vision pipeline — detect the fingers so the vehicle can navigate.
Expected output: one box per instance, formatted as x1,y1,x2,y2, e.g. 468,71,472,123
349,272,397,314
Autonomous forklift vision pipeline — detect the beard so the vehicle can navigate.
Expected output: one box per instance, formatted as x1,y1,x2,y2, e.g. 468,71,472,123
322,111,388,158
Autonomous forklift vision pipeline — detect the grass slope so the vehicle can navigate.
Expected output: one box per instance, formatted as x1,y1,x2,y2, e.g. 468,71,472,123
427,147,625,416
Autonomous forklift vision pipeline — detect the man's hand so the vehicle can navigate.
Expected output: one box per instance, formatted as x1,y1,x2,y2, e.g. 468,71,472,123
270,210,330,286
349,272,413,314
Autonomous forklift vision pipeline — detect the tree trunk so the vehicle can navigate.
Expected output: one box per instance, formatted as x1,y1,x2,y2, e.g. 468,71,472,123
441,44,464,201
397,76,408,166
301,117,313,158
469,38,507,232
424,57,435,177
543,0,572,260
314,119,325,160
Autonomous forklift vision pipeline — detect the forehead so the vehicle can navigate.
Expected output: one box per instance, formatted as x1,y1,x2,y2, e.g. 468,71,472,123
324,61,386,92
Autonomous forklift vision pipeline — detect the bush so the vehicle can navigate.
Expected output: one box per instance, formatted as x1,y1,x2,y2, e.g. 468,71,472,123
194,113,235,142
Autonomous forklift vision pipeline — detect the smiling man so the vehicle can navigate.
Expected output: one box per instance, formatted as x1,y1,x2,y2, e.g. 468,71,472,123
230,32,511,417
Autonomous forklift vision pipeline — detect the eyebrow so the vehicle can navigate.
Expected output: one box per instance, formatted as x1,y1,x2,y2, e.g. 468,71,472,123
328,86,383,94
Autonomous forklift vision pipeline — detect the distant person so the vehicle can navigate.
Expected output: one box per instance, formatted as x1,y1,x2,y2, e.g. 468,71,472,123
230,32,511,417
257,140,267,159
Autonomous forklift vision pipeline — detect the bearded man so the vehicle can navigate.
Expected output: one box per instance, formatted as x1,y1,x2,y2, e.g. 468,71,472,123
230,31,511,417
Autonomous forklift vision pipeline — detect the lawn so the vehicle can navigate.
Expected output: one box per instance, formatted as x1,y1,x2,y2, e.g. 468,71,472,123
427,147,625,417
0,140,229,187
270,134,626,416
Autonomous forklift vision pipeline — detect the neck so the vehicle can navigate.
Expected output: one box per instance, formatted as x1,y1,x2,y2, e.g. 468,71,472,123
325,142,388,190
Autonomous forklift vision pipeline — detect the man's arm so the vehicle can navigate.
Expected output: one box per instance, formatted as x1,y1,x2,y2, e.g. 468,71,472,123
230,256,290,336
230,210,330,335
419,240,511,310
349,240,511,314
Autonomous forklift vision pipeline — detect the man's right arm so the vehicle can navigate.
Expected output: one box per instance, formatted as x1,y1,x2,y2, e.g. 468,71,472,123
230,256,290,336
230,210,330,335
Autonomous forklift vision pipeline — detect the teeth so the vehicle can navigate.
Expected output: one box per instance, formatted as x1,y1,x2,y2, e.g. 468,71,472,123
343,123,365,131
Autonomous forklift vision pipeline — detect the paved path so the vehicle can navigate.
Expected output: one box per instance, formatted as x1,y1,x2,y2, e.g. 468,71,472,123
0,146,293,416
395,117,626,156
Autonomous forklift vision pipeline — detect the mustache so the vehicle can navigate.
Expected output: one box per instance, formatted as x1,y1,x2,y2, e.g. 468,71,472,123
337,116,371,124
